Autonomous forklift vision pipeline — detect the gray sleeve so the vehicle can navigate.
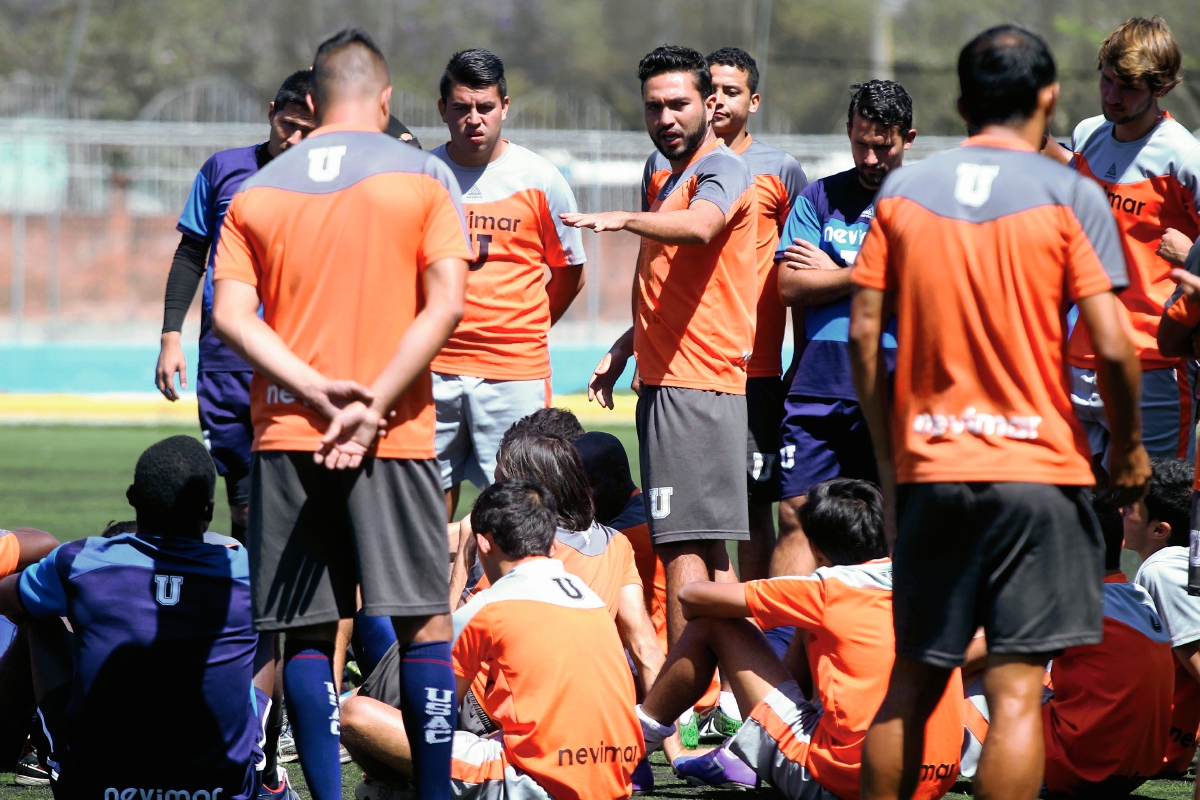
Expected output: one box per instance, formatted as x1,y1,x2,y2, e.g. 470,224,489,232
641,153,657,213
1071,176,1128,290
1138,554,1200,647
424,155,470,246
692,154,752,215
781,154,808,212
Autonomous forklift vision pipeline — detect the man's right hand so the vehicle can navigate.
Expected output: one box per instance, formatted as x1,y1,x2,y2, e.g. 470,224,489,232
589,342,633,409
1106,443,1152,508
156,332,187,401
306,380,377,420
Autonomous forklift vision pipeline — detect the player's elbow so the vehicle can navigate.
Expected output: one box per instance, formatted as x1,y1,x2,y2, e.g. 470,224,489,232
1091,325,1137,367
15,529,59,568
1157,317,1192,359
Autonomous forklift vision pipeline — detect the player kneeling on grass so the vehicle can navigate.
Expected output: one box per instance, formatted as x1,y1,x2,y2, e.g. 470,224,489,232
341,479,645,800
0,435,262,800
635,478,964,799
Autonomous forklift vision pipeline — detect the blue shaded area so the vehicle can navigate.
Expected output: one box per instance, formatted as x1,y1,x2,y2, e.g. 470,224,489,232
0,341,797,396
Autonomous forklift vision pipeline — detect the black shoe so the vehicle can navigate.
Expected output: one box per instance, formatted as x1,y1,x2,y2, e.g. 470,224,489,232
15,743,50,787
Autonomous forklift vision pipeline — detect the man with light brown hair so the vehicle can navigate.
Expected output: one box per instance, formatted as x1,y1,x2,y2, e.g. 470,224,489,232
1046,16,1200,474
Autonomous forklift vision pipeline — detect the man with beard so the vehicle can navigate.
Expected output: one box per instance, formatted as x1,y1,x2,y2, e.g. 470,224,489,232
1045,16,1200,471
771,80,916,577
562,45,757,654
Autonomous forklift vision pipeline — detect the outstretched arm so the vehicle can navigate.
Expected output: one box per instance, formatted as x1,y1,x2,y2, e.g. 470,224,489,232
560,200,727,247
677,581,751,620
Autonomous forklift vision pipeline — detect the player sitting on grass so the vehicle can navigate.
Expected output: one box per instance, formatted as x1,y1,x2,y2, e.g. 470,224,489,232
960,495,1174,797
341,479,645,800
0,435,262,800
634,478,964,798
1123,458,1200,777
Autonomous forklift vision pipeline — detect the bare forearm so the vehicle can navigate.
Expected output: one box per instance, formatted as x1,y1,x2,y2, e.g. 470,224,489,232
678,581,751,619
214,306,329,405
0,574,24,619
849,292,891,464
368,302,461,417
1094,348,1143,454
622,209,723,246
779,268,853,307
628,632,664,694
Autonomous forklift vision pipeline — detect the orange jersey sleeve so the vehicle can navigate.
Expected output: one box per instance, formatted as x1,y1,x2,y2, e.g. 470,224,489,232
0,532,19,578
743,576,826,631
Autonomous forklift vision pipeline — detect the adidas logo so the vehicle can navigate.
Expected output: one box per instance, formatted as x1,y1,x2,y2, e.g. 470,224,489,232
463,185,484,200
1105,163,1117,179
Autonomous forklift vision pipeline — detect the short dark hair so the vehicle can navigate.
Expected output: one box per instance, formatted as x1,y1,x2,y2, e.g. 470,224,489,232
470,479,557,559
312,28,388,106
1092,494,1125,571
638,45,713,99
101,520,138,538
572,431,636,526
848,80,913,135
273,69,313,111
497,433,594,532
799,479,887,566
706,47,759,93
1146,457,1194,548
500,408,586,452
440,48,507,102
957,25,1057,129
128,436,215,531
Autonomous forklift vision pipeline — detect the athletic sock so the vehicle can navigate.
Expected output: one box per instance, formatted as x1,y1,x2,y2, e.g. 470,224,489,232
282,640,340,800
719,690,742,722
352,608,398,680
252,686,274,780
399,641,456,800
636,704,676,754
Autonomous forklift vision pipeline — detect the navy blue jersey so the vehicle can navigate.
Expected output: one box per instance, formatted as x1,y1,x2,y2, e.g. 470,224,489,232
20,533,258,800
777,168,896,400
177,144,269,373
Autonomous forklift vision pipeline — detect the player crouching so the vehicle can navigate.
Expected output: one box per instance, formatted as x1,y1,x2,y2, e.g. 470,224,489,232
341,479,644,800
635,479,964,799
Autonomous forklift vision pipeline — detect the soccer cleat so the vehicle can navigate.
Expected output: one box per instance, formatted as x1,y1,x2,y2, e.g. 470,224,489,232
257,766,301,800
698,707,742,743
353,776,415,800
674,747,759,790
339,743,353,764
678,713,700,750
630,757,654,795
15,743,50,787
276,715,298,763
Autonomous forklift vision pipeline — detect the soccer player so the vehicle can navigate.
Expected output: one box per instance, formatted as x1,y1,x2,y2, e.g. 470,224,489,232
563,45,758,653
1045,16,1200,468
850,26,1150,800
635,479,964,796
1121,458,1200,777
154,69,315,543
705,46,807,582
773,80,914,578
0,436,259,799
211,28,471,800
431,48,587,520
341,480,644,800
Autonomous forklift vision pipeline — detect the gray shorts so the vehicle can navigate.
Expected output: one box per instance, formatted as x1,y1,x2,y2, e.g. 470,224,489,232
248,452,448,631
728,680,836,800
636,385,749,545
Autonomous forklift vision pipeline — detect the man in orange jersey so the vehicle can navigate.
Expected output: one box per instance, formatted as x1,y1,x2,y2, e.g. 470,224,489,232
705,46,807,584
431,48,587,520
211,28,471,800
850,27,1150,800
1044,17,1200,470
961,498,1174,795
563,45,758,655
1119,457,1200,777
635,480,963,797
342,480,644,800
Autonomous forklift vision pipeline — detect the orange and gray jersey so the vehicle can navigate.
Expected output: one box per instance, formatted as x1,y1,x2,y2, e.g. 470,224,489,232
1067,113,1200,368
430,142,586,381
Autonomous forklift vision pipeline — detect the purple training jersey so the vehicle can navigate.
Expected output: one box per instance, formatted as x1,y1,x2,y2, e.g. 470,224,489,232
177,144,270,373
19,533,258,800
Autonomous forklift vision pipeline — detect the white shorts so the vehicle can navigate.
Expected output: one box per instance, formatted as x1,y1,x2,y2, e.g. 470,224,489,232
727,681,836,800
434,373,549,491
450,731,551,800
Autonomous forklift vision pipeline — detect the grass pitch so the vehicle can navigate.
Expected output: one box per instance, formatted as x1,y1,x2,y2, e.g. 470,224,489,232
0,423,1193,798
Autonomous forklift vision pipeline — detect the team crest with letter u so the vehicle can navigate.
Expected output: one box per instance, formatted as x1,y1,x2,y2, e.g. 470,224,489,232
649,487,673,519
155,575,183,606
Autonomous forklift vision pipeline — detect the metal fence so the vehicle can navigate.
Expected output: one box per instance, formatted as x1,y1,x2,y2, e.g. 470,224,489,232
0,118,961,341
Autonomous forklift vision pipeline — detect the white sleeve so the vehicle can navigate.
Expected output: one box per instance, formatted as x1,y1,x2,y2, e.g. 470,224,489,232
543,167,586,267
1137,552,1200,647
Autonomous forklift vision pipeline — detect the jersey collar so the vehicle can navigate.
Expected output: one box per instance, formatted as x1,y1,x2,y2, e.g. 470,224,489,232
1104,572,1128,584
962,133,1037,153
310,122,385,137
730,134,753,155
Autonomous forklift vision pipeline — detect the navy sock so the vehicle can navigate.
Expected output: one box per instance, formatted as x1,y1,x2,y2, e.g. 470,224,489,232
282,640,340,800
400,641,456,800
352,609,398,680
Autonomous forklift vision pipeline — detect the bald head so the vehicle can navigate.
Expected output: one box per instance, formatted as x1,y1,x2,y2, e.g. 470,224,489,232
312,28,390,109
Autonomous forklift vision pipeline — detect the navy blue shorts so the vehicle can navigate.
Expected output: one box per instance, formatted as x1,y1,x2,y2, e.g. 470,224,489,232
197,371,253,506
777,396,880,500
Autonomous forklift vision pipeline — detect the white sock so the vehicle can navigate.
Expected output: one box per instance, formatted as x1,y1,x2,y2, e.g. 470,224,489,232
719,690,742,722
636,704,676,754
678,707,695,726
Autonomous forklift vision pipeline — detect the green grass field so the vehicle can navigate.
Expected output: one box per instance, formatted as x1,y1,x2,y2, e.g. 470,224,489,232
0,424,1194,799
